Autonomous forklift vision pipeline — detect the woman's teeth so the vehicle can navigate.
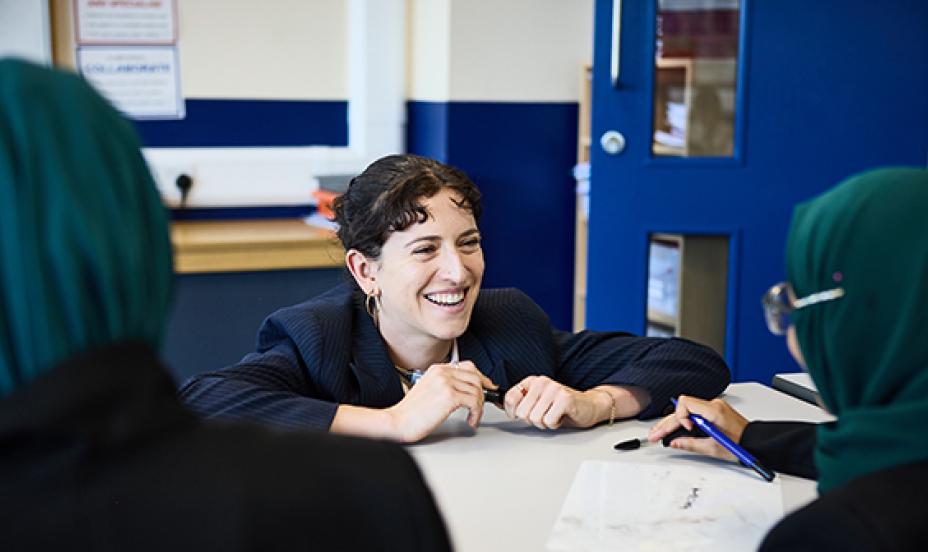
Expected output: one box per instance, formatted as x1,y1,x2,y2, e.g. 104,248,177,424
425,291,465,306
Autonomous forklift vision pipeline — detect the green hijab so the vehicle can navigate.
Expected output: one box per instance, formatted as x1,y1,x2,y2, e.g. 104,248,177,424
786,167,928,493
0,59,173,397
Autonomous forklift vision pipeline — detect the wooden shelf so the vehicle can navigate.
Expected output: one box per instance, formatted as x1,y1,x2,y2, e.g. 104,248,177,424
171,219,344,274
652,143,686,156
647,309,678,329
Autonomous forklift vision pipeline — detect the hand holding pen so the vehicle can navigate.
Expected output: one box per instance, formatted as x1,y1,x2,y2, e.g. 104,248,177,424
389,360,498,443
408,361,502,408
647,395,775,481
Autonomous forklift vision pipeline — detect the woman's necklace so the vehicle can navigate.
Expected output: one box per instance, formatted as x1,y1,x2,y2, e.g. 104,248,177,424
394,340,459,391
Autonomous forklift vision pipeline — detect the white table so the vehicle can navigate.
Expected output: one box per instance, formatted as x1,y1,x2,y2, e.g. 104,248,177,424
408,383,833,552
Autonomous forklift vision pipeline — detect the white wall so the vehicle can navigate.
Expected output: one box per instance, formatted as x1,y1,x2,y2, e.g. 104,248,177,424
406,0,451,102
407,0,593,102
178,0,347,100
449,0,593,102
161,0,593,206
7,0,593,207
0,1,51,64
147,0,405,207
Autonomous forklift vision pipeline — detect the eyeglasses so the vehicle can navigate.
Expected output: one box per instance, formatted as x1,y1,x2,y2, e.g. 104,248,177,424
762,282,845,336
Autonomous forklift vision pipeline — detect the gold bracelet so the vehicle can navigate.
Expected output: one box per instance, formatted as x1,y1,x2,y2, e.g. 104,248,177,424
597,389,616,426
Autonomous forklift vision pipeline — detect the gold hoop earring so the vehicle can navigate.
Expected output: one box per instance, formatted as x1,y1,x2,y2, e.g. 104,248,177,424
365,289,382,318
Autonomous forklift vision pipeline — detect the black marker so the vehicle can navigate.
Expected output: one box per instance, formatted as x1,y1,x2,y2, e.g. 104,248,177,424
615,426,713,452
484,388,503,407
614,437,653,451
409,370,503,407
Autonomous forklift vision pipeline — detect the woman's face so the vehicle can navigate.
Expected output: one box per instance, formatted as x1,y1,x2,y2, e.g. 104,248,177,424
373,188,484,344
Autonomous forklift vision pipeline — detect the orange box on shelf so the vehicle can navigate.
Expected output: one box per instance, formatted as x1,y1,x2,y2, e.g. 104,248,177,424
312,189,341,219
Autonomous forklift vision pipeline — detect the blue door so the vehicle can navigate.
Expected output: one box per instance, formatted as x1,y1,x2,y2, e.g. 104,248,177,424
587,0,928,383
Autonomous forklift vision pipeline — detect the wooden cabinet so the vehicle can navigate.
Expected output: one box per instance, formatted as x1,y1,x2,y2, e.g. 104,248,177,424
170,219,344,274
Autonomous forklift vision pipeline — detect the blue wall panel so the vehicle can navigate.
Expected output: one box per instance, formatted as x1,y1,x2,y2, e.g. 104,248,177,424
406,101,450,162
407,100,579,330
135,99,348,147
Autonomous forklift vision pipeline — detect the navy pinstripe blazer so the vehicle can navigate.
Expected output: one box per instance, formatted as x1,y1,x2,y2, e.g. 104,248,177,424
179,283,730,430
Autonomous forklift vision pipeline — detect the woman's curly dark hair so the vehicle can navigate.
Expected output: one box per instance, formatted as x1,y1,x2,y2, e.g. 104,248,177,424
333,154,482,259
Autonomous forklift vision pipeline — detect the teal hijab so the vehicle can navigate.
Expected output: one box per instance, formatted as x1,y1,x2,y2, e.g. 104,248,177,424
786,167,928,493
0,59,173,397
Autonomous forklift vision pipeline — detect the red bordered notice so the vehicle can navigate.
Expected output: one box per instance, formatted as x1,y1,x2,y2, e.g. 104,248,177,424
74,0,177,45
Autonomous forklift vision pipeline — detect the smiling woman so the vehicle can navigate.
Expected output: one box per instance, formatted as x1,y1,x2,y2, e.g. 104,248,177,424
179,154,731,443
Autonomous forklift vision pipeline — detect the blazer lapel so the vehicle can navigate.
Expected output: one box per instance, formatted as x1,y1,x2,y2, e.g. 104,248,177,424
349,306,405,408
457,331,511,391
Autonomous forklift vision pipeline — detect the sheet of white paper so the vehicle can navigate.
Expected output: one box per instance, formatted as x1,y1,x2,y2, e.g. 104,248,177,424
547,460,783,552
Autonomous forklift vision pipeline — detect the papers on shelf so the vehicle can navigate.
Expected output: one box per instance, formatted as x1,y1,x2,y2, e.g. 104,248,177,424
655,100,687,151
647,240,680,321
654,130,686,149
666,101,687,132
547,460,783,551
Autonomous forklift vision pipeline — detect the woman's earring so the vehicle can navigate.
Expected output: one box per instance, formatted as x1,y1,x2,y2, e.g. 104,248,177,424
365,288,382,318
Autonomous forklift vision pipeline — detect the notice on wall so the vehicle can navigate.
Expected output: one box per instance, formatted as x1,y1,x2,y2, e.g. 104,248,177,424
77,46,184,119
74,0,177,44
73,0,183,120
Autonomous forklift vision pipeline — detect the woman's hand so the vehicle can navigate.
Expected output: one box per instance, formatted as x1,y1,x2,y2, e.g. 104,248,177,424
647,395,749,462
386,360,497,443
503,376,606,430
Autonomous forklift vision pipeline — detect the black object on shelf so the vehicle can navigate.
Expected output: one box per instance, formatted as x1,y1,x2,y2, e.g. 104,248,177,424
175,173,193,207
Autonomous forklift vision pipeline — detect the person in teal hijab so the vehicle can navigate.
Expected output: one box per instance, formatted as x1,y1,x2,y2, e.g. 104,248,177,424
0,58,172,395
0,58,451,551
786,166,928,494
649,166,928,549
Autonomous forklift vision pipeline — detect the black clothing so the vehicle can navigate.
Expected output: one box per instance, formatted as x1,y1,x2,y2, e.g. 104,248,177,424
741,421,927,551
0,343,451,551
760,460,928,551
180,284,730,430
741,420,818,479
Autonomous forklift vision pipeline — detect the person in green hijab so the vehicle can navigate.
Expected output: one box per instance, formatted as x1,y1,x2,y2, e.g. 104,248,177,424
0,59,172,396
0,59,451,551
648,166,928,550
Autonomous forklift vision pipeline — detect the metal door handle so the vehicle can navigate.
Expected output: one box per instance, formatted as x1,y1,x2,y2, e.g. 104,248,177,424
611,0,623,87
600,130,626,155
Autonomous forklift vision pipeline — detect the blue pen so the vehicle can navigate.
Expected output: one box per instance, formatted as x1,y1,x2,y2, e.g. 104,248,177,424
671,398,776,482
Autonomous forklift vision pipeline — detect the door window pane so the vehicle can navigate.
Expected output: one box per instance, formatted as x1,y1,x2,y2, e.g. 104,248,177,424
652,0,740,158
647,236,680,337
646,233,729,356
